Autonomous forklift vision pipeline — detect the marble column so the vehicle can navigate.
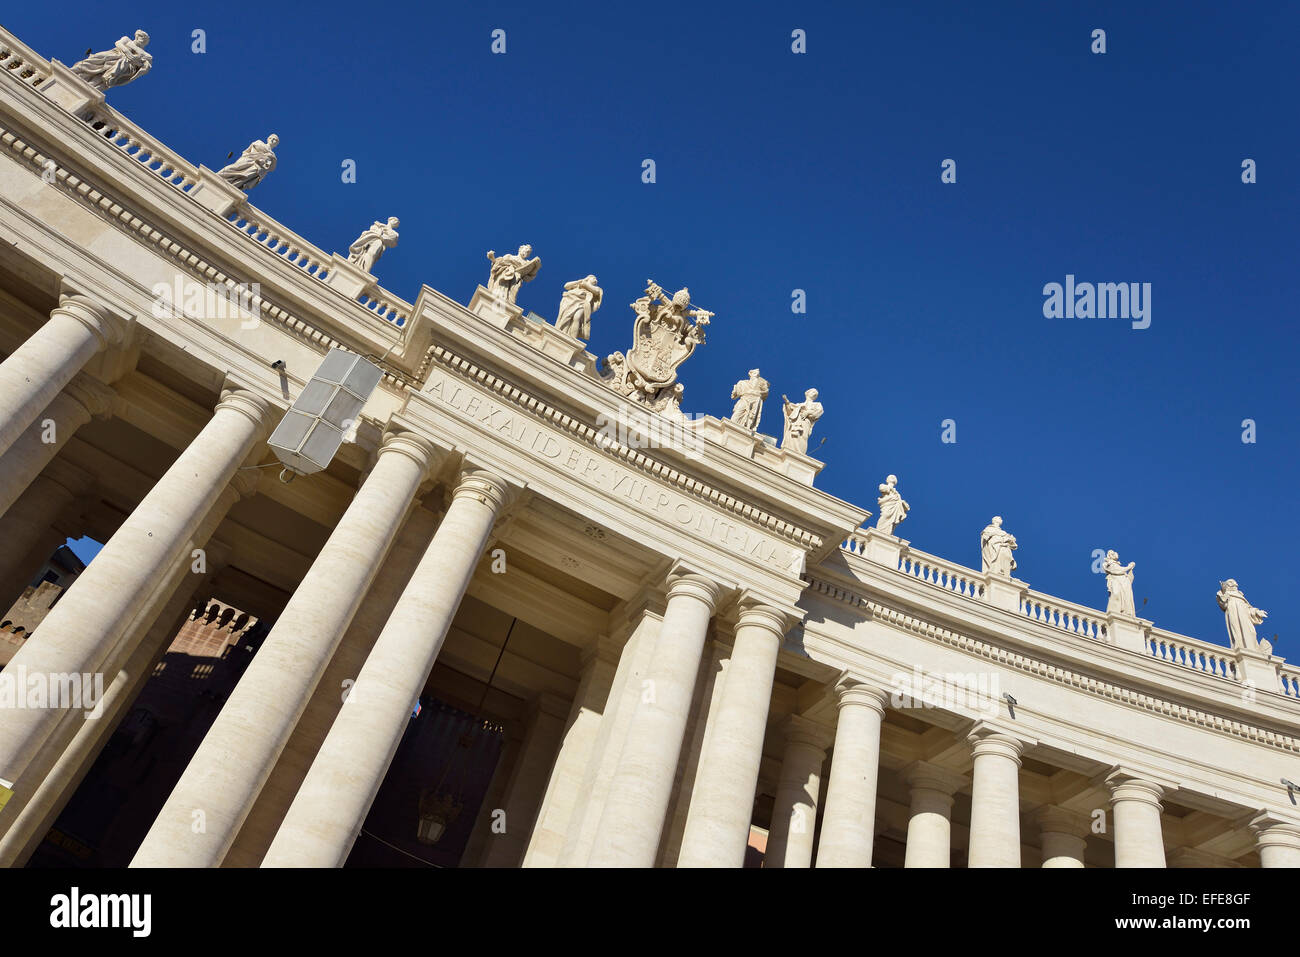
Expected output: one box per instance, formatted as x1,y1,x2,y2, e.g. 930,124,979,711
765,715,831,868
480,693,568,867
0,386,271,792
557,605,662,866
0,374,115,517
678,600,788,867
588,570,721,867
1031,805,1090,868
816,676,890,868
131,430,440,868
0,537,231,865
1251,812,1300,868
903,761,968,868
523,636,621,868
260,469,512,867
0,296,126,460
1106,771,1167,868
966,725,1026,868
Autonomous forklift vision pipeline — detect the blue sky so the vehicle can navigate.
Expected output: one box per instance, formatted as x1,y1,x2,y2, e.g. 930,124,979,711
14,2,1297,647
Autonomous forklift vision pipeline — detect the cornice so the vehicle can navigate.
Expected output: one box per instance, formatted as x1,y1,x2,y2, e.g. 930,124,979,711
805,575,1300,756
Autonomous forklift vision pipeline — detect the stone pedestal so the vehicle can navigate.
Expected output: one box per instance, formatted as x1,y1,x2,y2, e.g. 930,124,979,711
860,528,906,569
37,60,105,115
984,574,1028,613
189,166,247,218
1234,647,1282,693
323,254,374,301
1106,613,1152,654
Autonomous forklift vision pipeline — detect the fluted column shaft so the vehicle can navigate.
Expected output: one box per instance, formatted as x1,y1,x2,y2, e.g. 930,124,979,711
678,602,787,867
0,387,271,791
966,729,1025,867
0,296,125,460
903,762,968,868
588,572,721,867
131,431,439,867
816,678,889,868
1107,772,1166,868
765,718,829,868
260,469,511,867
0,376,113,517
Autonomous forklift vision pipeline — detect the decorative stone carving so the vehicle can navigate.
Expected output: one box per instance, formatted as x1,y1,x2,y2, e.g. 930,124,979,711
217,135,279,190
780,390,822,455
555,275,602,340
729,369,768,431
347,217,399,273
485,244,541,304
874,474,909,534
1103,549,1137,617
70,30,152,91
980,516,1018,576
1217,579,1268,652
603,280,711,416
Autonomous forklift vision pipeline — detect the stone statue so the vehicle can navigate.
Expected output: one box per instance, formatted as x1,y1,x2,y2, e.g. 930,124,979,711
217,135,279,190
347,217,399,273
603,280,712,416
555,275,602,339
780,389,822,455
1216,579,1268,652
1103,550,1137,617
485,245,542,304
875,475,910,534
980,516,1018,576
70,30,152,91
729,369,768,431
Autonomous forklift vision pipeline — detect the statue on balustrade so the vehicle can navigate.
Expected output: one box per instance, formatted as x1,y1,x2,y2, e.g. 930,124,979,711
1103,550,1137,617
875,475,910,535
780,389,822,455
980,516,1018,576
70,30,152,91
485,245,542,304
603,280,711,416
347,217,400,273
217,134,279,190
729,369,768,431
1216,579,1268,652
555,275,602,340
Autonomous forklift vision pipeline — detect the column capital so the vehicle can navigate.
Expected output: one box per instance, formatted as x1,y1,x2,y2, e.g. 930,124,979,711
903,760,970,797
1028,804,1092,838
216,385,275,438
966,720,1032,763
1250,810,1300,848
779,713,835,752
62,373,118,420
51,293,130,350
665,569,723,612
451,468,516,512
734,594,793,638
377,428,441,478
1104,769,1167,810
833,672,891,714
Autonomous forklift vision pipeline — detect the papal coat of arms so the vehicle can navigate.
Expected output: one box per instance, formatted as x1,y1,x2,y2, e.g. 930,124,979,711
603,280,712,415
